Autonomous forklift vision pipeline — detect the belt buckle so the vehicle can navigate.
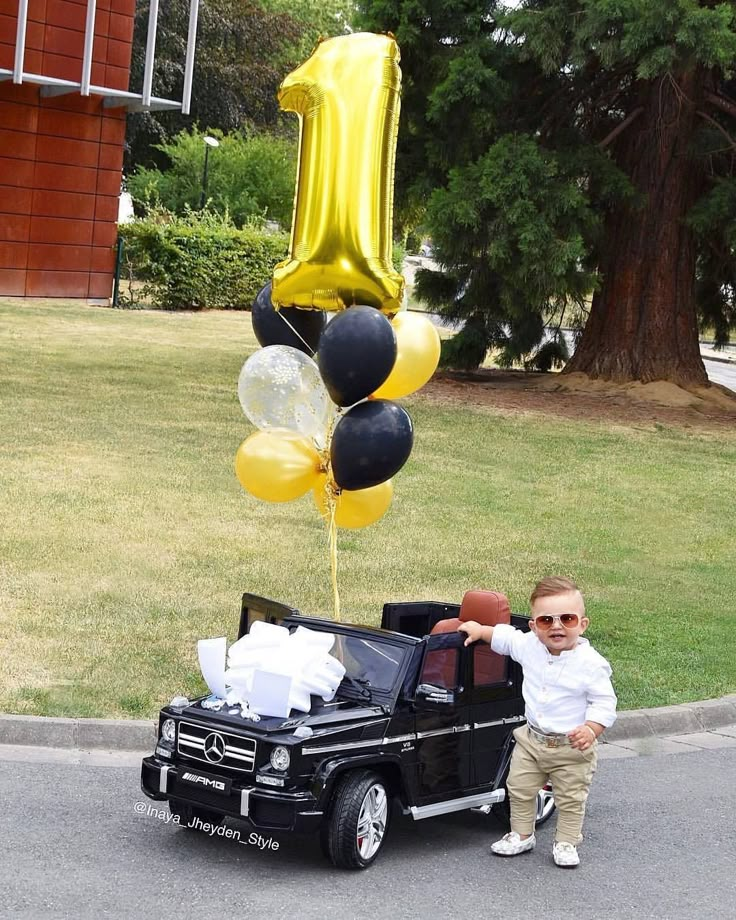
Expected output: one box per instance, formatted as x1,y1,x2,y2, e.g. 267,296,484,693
545,736,563,748
530,726,553,746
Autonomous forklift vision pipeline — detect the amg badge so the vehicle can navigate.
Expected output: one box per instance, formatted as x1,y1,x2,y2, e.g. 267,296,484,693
180,770,232,795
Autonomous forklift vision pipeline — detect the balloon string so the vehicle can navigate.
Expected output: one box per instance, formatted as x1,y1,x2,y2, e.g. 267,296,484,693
321,412,340,622
276,310,316,357
327,486,341,622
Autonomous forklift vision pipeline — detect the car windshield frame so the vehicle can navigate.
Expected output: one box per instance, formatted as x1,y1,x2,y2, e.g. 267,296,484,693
328,634,409,693
274,619,409,694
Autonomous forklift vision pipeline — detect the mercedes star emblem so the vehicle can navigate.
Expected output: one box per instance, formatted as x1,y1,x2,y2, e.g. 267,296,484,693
203,732,226,763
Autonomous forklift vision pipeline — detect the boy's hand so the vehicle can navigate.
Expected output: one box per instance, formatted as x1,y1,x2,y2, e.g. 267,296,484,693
457,620,491,646
568,723,601,751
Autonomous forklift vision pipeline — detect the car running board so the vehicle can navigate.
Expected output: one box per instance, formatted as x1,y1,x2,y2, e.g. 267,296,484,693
409,788,505,820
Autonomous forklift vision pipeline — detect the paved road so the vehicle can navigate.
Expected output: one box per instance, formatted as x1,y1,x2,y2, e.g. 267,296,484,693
704,358,736,391
1,740,734,919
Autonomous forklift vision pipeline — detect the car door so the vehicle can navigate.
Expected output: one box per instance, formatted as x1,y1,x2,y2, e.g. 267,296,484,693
469,642,524,786
412,632,471,802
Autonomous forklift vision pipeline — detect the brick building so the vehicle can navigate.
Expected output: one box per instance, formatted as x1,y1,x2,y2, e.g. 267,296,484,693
0,0,197,299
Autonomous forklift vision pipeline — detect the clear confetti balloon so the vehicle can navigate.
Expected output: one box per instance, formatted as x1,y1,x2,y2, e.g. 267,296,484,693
238,346,332,445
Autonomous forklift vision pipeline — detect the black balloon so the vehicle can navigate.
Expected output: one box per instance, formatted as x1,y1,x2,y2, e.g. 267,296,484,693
331,400,413,491
251,282,326,355
317,305,397,406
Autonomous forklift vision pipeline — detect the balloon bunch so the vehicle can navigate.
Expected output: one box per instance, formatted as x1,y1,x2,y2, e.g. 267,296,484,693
236,293,440,515
234,291,440,617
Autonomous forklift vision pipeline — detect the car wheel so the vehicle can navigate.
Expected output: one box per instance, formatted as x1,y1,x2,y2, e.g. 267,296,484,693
491,783,556,829
534,783,556,826
169,798,225,830
320,770,391,869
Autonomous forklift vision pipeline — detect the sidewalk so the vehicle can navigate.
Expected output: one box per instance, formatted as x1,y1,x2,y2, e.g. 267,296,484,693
599,724,736,760
2,694,736,755
700,342,736,365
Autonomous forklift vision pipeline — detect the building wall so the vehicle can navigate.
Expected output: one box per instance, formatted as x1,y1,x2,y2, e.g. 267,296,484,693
0,0,135,298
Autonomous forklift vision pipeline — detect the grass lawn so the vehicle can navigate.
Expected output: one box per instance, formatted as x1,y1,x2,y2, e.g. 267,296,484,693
1,297,735,719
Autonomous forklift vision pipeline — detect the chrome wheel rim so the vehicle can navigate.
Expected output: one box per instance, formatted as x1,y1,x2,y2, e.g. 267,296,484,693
356,783,388,860
536,783,555,822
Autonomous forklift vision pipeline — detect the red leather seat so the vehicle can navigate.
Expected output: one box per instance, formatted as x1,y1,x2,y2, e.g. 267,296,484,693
429,590,511,686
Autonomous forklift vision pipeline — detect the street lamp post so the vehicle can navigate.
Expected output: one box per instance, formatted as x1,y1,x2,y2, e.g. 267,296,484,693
199,135,220,209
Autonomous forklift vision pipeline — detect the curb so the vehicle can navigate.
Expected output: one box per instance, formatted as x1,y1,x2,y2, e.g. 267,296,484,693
2,695,736,752
602,695,736,742
0,714,156,751
701,352,736,366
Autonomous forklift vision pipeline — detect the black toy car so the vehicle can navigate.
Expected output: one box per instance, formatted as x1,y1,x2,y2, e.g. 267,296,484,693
141,591,555,869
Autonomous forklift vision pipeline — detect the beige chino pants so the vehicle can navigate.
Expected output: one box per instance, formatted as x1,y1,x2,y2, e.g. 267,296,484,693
506,724,598,845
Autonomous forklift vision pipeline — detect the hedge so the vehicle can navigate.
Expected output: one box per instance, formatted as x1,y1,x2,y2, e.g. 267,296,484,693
119,211,290,310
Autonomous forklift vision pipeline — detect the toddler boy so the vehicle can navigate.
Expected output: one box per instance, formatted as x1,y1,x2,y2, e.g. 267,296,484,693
458,576,616,867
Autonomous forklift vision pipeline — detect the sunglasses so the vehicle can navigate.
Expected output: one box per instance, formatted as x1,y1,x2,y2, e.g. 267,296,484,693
532,613,580,630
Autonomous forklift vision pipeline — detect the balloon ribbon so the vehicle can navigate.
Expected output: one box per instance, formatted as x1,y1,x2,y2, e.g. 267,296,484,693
276,308,316,356
326,484,341,622
321,415,341,622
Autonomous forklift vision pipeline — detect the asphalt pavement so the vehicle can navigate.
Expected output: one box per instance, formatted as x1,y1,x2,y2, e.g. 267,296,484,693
703,357,736,390
1,731,734,920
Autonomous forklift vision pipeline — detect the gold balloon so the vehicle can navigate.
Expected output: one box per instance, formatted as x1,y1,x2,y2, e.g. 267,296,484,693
235,430,322,503
272,33,405,315
372,312,441,399
314,476,394,529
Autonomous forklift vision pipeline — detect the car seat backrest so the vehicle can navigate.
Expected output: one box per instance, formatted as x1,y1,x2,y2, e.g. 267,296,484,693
459,590,511,627
428,590,512,687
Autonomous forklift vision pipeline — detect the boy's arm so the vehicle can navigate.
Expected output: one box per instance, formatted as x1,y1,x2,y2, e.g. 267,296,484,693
458,621,529,663
569,666,618,750
458,620,493,646
585,665,618,728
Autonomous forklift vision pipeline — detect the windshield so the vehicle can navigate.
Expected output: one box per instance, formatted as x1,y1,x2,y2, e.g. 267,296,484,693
329,634,406,692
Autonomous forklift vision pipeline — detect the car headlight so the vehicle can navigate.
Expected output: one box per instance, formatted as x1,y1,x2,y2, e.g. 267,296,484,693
269,745,290,772
161,718,176,744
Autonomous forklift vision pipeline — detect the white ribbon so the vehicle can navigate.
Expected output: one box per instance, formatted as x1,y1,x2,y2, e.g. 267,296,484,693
197,622,346,718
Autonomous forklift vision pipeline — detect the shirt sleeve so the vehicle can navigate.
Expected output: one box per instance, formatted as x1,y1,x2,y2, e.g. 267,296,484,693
490,623,530,665
585,665,618,727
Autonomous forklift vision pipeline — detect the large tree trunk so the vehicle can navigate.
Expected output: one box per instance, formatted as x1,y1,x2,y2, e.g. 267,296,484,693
565,71,709,388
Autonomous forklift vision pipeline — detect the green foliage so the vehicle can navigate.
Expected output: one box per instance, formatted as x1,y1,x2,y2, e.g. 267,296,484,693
540,0,736,78
119,209,289,310
126,0,307,170
358,0,736,369
392,238,407,273
127,128,297,228
689,177,736,347
525,334,570,373
439,318,489,370
404,229,421,254
260,0,355,60
428,134,596,312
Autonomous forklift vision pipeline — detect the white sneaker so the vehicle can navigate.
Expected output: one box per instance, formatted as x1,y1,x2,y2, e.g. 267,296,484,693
491,832,536,856
553,841,580,867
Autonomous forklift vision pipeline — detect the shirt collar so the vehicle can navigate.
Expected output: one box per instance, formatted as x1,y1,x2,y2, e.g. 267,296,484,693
537,636,589,659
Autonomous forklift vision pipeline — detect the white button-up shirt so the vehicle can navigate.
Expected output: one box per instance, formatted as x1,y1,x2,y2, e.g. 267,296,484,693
491,624,617,733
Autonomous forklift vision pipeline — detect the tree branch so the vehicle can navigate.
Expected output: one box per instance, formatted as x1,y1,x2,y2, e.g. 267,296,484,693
697,109,736,151
705,91,736,121
597,107,644,149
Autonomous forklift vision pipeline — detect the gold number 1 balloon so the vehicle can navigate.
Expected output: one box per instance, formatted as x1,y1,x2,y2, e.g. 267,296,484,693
272,32,405,315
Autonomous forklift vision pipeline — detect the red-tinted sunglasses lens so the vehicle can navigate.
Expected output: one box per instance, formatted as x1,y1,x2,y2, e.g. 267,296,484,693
534,614,579,630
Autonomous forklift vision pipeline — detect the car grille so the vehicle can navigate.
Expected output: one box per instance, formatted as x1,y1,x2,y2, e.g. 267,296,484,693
177,720,256,773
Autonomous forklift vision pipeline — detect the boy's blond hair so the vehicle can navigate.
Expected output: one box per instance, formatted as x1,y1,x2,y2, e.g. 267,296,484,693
530,576,581,606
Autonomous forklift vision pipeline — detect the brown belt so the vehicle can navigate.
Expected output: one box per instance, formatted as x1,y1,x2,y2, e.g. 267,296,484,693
526,723,570,748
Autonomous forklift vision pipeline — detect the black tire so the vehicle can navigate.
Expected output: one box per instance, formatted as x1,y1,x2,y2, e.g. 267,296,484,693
320,770,392,869
169,798,225,830
491,782,556,829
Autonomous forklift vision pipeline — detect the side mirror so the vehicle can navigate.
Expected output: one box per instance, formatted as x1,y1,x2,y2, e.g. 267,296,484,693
415,683,455,706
